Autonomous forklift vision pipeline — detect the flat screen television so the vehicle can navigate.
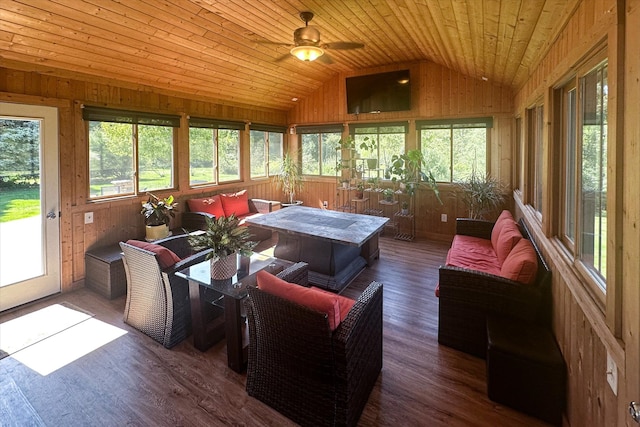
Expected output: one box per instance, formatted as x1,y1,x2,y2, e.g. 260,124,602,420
346,70,411,114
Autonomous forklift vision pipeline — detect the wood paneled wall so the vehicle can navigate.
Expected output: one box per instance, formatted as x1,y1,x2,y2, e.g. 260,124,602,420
1,68,288,292
513,0,634,426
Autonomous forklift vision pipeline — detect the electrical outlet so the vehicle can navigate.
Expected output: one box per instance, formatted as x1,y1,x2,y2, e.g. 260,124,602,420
84,212,93,224
606,352,618,395
441,214,447,222
323,200,328,208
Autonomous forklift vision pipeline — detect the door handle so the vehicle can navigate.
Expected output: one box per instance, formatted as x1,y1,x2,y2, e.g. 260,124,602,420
630,401,640,423
46,210,57,220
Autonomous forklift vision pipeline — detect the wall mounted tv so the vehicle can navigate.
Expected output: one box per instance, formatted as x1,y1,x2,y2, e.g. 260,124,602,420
346,70,411,114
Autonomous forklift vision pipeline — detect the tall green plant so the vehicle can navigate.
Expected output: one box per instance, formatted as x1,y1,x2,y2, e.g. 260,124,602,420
384,149,442,204
456,168,506,219
275,151,304,204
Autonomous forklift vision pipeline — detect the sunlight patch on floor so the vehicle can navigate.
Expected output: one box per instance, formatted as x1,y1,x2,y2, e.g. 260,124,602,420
10,318,127,376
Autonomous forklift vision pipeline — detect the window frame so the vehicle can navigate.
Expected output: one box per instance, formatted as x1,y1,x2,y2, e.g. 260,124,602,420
416,117,493,183
188,117,244,187
83,106,179,200
249,124,286,179
297,123,344,177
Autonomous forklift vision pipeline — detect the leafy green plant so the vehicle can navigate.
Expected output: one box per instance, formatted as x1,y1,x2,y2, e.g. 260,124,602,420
141,193,177,226
187,215,257,261
382,188,395,202
275,151,304,204
456,168,506,219
385,149,442,203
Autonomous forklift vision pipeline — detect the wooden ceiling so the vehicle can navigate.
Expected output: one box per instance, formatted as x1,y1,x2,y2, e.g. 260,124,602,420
1,0,575,112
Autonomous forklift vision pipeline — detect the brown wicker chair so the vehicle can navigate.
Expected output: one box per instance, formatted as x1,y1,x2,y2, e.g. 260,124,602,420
244,277,383,427
437,218,552,358
119,234,214,348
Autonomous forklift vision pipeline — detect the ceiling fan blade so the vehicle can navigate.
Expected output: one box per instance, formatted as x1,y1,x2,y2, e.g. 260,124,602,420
256,41,294,46
323,42,364,50
317,54,333,65
275,53,292,62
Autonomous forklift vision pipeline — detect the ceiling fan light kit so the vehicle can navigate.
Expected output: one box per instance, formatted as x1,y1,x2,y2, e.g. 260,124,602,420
291,45,324,61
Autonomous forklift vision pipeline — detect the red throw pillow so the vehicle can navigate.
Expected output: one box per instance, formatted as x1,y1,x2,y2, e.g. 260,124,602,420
491,210,514,251
220,190,250,217
125,240,181,269
310,286,356,324
500,239,538,284
256,270,345,330
187,195,225,218
494,219,523,264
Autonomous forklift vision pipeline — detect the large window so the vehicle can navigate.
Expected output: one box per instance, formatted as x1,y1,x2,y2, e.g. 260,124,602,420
349,122,407,178
526,105,544,214
580,62,608,285
417,118,491,182
556,59,608,292
298,124,343,176
250,124,285,178
84,107,178,198
188,118,242,186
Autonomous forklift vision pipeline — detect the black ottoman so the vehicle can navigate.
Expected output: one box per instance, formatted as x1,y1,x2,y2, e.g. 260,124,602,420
486,315,566,426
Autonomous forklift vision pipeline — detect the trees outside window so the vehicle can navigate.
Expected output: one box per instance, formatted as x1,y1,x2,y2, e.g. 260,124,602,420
189,118,242,185
250,126,284,178
418,118,490,182
297,124,343,176
350,123,407,177
85,107,178,198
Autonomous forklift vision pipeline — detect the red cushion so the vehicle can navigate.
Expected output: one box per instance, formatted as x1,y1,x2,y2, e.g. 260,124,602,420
491,210,514,251
220,190,250,217
494,219,523,264
500,239,538,284
446,235,502,275
257,270,348,330
187,195,225,218
125,240,181,269
310,286,356,324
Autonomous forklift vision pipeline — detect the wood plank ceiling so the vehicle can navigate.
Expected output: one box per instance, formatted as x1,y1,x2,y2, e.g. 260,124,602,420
0,0,574,112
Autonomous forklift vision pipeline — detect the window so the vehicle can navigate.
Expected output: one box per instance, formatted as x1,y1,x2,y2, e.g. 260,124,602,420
349,122,407,178
417,118,491,182
556,59,608,292
579,62,608,285
188,118,242,186
526,105,544,213
298,124,343,176
515,117,522,192
84,107,179,198
250,124,286,178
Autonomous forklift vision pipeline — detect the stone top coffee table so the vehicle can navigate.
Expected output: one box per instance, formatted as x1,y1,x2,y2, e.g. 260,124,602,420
246,206,388,292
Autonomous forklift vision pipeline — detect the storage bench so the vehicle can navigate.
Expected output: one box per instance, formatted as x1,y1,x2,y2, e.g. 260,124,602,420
486,315,566,426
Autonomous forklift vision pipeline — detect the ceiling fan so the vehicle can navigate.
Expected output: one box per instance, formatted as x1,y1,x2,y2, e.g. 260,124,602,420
270,11,364,64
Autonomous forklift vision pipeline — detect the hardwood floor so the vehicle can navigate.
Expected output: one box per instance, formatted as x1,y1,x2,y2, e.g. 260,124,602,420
0,236,550,426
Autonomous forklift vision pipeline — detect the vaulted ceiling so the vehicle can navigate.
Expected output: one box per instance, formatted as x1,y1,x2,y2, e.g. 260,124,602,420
0,0,575,112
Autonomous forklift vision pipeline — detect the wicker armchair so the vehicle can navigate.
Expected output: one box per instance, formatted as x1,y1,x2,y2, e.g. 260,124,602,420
437,218,552,358
119,234,213,348
244,278,383,427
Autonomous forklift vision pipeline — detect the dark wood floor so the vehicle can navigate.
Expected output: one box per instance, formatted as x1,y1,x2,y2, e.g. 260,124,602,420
0,236,550,426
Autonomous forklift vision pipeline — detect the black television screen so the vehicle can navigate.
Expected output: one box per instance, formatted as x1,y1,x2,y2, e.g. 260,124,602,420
346,70,411,114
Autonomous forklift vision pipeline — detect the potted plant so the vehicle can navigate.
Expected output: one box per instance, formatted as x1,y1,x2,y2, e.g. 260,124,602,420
355,182,365,199
456,168,506,219
359,137,378,169
187,215,257,280
141,193,177,241
385,149,442,204
400,201,409,215
275,151,304,205
382,188,395,203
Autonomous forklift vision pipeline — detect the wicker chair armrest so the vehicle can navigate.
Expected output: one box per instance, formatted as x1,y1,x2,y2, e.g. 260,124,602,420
249,198,277,213
164,249,213,275
334,281,383,349
438,265,541,321
181,211,214,231
455,218,494,239
155,234,192,258
275,262,309,287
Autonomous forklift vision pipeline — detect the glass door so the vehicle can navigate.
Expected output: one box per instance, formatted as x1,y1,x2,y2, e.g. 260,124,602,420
0,102,60,311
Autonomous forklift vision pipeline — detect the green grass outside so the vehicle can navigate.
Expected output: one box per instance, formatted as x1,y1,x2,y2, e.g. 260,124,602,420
0,187,40,222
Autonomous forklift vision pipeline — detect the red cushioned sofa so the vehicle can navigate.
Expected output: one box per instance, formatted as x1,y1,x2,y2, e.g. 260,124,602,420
181,190,279,242
437,210,551,358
